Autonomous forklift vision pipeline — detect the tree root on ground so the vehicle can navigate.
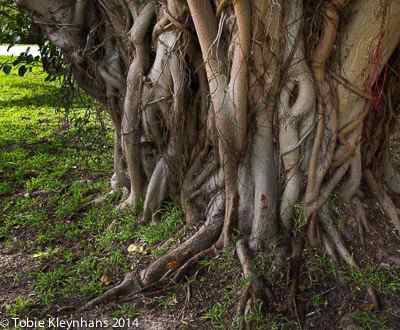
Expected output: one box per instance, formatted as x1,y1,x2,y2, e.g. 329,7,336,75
365,169,400,234
83,192,224,309
235,239,274,329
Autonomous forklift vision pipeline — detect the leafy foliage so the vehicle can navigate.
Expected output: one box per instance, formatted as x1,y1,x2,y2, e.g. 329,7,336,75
0,0,33,44
0,1,66,80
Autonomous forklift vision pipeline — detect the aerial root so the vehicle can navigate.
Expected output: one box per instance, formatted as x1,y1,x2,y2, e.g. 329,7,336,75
319,205,380,309
235,285,251,330
365,170,400,234
383,148,400,194
218,191,239,248
306,161,350,216
338,148,361,201
367,287,380,310
319,205,357,268
307,213,321,248
321,233,338,263
141,157,169,224
235,239,274,328
352,196,370,245
287,235,305,322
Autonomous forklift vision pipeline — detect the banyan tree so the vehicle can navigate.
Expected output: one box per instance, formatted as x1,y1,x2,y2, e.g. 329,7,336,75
15,0,400,326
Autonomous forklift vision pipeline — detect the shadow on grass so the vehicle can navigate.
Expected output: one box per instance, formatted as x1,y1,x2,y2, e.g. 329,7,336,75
0,89,59,108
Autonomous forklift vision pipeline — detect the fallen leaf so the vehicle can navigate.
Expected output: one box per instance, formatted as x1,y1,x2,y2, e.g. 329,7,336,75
359,304,377,312
100,274,112,286
33,251,49,258
33,248,59,259
167,260,178,270
127,244,146,254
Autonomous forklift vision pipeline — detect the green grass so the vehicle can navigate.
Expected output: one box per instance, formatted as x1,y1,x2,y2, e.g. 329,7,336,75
345,263,400,295
0,55,183,317
136,203,183,245
4,296,34,318
351,311,390,330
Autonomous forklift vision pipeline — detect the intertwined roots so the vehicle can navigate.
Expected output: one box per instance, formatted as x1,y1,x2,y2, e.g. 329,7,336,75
17,0,400,325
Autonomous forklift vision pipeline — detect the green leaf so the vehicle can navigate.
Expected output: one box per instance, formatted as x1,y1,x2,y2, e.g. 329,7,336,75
18,65,27,76
2,64,11,74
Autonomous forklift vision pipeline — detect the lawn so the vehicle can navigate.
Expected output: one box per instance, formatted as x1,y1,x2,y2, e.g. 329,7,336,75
0,56,183,324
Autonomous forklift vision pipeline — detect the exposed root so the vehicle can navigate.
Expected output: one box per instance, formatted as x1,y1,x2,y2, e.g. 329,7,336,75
365,169,400,234
142,157,169,224
235,239,274,328
287,235,305,320
367,287,380,310
321,234,338,263
384,148,400,194
352,196,370,245
83,192,224,309
172,245,218,282
140,193,224,285
81,272,141,311
235,285,250,330
319,204,357,268
338,146,361,201
306,162,350,217
319,205,379,309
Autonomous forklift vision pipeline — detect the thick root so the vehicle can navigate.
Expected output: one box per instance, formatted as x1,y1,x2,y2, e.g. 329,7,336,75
81,272,141,311
142,157,169,224
140,193,224,285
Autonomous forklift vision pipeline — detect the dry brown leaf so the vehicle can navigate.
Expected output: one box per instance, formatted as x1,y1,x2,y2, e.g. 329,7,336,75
100,274,112,286
127,244,146,254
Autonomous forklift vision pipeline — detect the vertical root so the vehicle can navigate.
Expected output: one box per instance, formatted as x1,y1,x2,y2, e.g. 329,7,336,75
306,162,350,216
319,205,357,268
120,3,156,209
384,148,400,194
312,0,351,82
338,146,362,201
365,170,400,234
142,157,169,224
287,235,305,321
352,196,370,245
235,285,251,330
235,239,274,327
322,233,338,263
280,0,315,233
251,106,278,251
